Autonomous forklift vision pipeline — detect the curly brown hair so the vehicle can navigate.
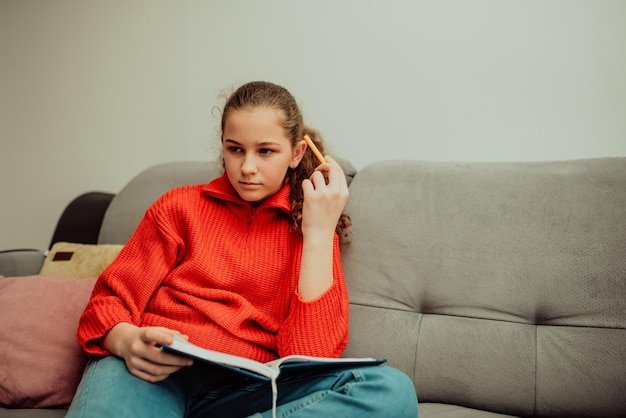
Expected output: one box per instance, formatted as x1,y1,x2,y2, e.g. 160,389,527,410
220,81,351,244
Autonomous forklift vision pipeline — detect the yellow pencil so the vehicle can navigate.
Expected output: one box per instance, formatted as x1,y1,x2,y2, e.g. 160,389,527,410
303,134,327,164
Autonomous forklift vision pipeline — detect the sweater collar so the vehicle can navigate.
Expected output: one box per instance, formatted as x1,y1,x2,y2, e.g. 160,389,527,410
201,172,292,215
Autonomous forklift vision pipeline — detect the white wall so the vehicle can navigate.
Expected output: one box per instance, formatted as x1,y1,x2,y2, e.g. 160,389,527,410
1,0,625,251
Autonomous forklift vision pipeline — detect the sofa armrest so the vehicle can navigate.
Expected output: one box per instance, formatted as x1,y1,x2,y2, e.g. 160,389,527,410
0,249,45,277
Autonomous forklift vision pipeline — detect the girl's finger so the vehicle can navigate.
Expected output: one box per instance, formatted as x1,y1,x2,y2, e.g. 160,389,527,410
309,170,327,188
317,159,347,191
302,178,315,195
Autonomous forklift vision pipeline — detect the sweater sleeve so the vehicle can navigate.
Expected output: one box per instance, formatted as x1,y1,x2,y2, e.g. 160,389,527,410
77,199,184,355
276,235,350,358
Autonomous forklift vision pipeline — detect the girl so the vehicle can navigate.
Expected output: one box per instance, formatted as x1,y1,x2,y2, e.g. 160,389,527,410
67,81,418,417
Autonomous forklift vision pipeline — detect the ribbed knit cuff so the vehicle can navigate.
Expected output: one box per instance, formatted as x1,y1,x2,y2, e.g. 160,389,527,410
78,302,133,356
279,282,349,357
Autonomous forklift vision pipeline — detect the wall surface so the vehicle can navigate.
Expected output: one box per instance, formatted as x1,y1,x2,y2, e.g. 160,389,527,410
1,0,626,251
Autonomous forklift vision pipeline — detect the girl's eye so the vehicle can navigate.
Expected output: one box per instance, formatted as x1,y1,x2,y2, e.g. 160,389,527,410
227,146,242,153
259,148,274,155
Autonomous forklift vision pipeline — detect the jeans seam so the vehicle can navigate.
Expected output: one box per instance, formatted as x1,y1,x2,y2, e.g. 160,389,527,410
338,368,364,395
278,390,328,417
71,359,97,418
277,368,366,417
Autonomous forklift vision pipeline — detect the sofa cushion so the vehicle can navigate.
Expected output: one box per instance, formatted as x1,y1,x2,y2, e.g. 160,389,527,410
0,275,96,408
39,242,123,279
342,158,626,417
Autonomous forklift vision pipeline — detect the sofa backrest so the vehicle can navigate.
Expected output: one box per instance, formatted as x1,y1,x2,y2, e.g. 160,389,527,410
98,161,222,245
340,158,626,417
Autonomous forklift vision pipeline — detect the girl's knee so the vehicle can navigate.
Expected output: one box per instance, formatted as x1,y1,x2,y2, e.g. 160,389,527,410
367,366,415,390
363,366,418,417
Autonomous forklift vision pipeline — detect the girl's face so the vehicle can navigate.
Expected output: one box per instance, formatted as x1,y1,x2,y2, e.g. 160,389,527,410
222,106,306,203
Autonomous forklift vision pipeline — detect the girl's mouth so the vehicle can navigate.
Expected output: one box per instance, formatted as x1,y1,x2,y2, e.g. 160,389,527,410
239,181,262,190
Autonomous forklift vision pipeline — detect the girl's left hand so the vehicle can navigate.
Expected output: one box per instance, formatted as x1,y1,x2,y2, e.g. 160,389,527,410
301,156,349,240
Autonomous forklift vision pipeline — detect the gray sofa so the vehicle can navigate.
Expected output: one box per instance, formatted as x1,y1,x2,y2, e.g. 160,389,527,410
1,157,625,417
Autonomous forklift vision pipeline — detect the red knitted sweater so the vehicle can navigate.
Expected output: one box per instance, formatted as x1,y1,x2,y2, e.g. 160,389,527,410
77,174,349,363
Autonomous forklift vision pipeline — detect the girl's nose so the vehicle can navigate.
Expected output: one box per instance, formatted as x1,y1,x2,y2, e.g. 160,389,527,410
241,154,257,174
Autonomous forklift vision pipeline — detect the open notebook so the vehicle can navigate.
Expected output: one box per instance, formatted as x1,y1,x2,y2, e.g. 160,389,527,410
161,335,386,417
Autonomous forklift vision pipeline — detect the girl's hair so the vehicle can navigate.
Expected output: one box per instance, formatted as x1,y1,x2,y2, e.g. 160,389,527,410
221,81,351,244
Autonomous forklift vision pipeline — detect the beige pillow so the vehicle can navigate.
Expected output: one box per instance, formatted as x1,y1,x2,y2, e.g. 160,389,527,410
40,242,123,278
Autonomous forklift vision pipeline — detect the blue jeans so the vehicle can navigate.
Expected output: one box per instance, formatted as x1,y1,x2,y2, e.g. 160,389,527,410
67,356,418,418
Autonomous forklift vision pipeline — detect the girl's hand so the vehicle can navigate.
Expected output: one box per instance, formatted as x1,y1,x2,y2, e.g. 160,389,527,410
301,156,349,240
298,156,348,300
104,322,193,382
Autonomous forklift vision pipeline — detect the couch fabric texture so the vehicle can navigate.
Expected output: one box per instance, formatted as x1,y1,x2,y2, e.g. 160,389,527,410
1,158,624,418
340,159,626,417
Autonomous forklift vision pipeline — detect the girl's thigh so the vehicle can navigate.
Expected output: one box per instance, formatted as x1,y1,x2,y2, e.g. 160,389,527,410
270,365,418,418
66,356,187,418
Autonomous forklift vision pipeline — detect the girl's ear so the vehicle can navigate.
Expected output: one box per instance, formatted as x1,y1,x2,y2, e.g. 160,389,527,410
290,140,307,168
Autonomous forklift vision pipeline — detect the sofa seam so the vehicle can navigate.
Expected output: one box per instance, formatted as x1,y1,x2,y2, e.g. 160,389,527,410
534,324,538,416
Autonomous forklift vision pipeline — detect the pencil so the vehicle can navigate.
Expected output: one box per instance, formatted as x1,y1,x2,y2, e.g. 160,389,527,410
303,134,327,164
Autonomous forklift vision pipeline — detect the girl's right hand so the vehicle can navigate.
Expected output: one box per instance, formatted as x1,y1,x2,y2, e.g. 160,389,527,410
104,322,193,382
301,155,349,240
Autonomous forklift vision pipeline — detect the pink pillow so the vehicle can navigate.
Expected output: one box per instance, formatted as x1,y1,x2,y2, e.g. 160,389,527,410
0,275,96,408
